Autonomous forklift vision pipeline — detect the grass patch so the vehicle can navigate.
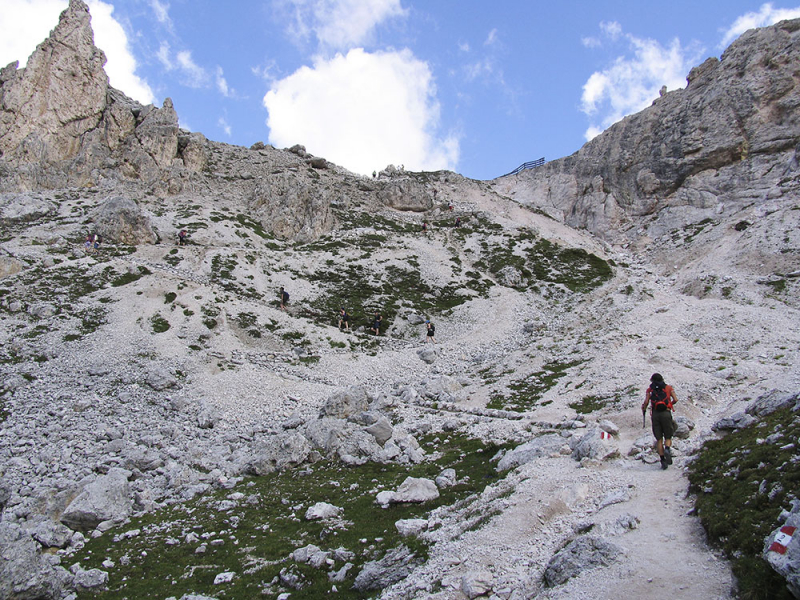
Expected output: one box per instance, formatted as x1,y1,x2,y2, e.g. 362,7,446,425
151,314,171,333
687,406,800,600
70,435,509,599
488,359,584,412
569,386,636,414
111,267,152,287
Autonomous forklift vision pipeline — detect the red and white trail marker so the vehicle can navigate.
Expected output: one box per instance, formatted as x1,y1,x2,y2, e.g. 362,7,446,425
769,525,796,555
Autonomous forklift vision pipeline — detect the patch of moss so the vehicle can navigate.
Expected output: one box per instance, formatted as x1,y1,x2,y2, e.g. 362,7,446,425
687,406,799,600
151,314,171,333
488,359,585,412
111,266,152,287
568,386,636,414
71,435,509,599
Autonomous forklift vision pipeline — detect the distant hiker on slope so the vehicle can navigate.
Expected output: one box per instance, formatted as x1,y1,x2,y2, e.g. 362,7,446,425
280,287,289,310
338,307,350,330
642,372,679,470
177,229,187,245
370,312,382,335
425,320,436,343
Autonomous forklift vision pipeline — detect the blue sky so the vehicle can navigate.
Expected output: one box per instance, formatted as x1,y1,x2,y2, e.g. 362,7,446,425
2,1,800,180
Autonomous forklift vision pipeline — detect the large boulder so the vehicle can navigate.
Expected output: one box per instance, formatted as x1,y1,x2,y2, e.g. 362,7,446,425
353,545,422,592
712,411,758,432
91,196,157,245
375,477,439,507
0,522,71,599
238,432,312,476
543,535,623,587
570,428,620,462
496,434,564,472
303,418,383,464
319,385,370,419
60,467,133,531
747,390,799,418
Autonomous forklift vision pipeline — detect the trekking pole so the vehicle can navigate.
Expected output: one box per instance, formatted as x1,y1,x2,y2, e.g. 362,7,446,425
642,407,646,429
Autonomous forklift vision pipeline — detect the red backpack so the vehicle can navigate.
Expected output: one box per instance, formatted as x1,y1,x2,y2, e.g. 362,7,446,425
650,381,670,412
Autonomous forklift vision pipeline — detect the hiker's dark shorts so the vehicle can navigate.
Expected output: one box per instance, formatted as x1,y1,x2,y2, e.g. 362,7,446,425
651,410,674,440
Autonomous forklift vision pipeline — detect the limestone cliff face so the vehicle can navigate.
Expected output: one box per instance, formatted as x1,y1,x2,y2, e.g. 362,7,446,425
496,18,800,243
0,0,107,164
0,0,187,190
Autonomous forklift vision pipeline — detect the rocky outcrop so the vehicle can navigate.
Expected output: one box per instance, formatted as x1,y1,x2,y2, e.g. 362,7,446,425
543,535,623,587
0,522,71,599
499,18,800,243
0,0,108,164
60,468,133,532
247,171,336,241
91,196,157,245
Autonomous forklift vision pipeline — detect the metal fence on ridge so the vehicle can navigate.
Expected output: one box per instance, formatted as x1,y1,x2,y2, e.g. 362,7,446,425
501,157,545,178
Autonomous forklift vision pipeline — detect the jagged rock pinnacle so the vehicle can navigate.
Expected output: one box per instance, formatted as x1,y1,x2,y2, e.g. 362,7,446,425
0,0,108,163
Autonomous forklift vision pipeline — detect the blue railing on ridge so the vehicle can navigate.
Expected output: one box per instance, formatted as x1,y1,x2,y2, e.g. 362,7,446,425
501,157,545,178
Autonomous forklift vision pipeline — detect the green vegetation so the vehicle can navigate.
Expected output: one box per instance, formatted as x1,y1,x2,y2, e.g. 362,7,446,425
569,386,636,414
488,359,584,412
150,313,171,333
72,435,509,600
111,266,152,287
688,406,800,600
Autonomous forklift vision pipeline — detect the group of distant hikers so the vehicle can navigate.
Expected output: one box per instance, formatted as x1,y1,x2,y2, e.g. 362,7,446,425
280,290,436,342
83,233,102,253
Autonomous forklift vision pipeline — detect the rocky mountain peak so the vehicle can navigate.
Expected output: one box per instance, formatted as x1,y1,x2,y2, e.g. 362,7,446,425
498,18,800,248
0,0,108,164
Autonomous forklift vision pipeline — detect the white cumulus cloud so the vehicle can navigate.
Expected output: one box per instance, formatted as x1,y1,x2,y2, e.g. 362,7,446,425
0,0,154,104
580,24,703,141
263,48,459,175
719,2,800,48
280,0,407,50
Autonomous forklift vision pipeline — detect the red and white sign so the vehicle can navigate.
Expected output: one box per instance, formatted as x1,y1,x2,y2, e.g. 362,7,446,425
769,525,797,555
599,431,612,440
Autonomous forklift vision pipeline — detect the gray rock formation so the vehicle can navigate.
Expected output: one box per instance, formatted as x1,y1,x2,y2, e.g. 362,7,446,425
496,434,564,472
319,385,370,419
352,545,422,592
0,522,71,599
543,535,623,587
500,18,800,249
746,389,800,417
570,427,621,462
375,476,439,506
60,467,133,531
0,0,107,165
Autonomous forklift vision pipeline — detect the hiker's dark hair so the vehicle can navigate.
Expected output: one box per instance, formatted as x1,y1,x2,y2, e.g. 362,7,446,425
650,373,664,382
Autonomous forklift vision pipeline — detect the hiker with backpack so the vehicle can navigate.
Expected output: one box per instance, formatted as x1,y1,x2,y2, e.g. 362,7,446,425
642,373,679,470
370,311,382,335
280,287,289,311
425,320,436,343
338,307,350,330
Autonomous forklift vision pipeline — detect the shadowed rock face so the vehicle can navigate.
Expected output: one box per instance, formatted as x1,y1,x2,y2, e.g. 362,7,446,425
497,18,800,243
